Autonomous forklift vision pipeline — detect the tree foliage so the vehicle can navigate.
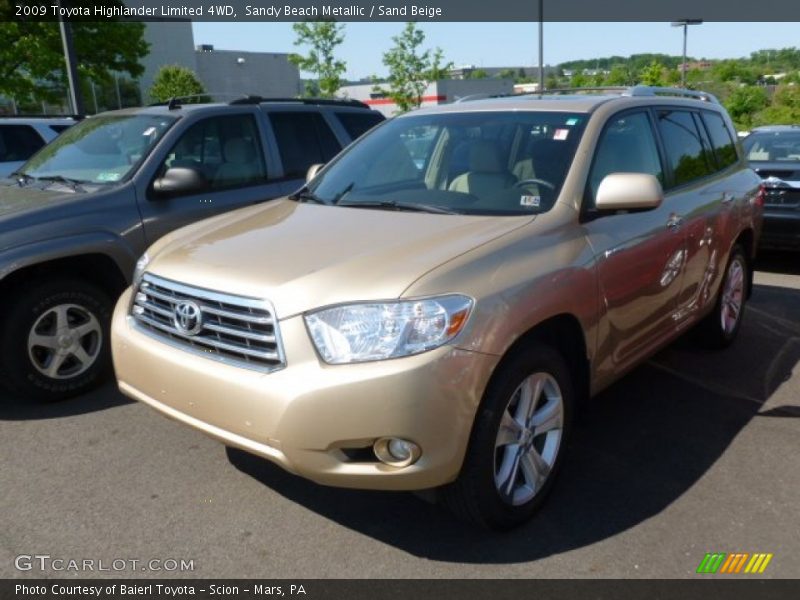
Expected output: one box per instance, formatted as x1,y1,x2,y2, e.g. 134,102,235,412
379,22,452,113
289,21,346,98
0,2,147,106
148,65,205,103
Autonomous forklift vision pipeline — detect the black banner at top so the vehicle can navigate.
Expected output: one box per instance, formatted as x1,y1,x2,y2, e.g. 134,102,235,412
5,0,800,22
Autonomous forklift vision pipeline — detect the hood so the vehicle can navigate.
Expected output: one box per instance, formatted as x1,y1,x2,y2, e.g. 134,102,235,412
0,180,74,219
149,198,531,318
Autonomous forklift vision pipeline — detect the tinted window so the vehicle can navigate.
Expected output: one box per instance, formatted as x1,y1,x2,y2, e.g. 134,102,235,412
657,110,714,186
702,111,738,169
587,111,663,204
49,124,72,134
161,114,267,192
270,112,341,178
0,125,45,162
335,111,384,140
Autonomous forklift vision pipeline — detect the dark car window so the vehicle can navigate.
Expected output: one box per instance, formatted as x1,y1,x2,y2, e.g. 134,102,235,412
161,114,267,192
702,111,738,169
49,124,72,134
743,131,800,162
657,109,715,187
587,111,663,205
0,125,45,162
335,111,385,140
269,112,341,179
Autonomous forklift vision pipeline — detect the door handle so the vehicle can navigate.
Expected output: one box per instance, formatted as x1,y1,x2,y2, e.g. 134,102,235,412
721,192,735,204
666,214,684,231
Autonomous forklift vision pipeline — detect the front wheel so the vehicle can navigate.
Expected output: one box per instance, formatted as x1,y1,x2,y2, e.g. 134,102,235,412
0,278,113,401
695,245,749,349
439,344,573,530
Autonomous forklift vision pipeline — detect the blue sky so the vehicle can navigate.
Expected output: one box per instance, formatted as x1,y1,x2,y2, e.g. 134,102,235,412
192,22,800,80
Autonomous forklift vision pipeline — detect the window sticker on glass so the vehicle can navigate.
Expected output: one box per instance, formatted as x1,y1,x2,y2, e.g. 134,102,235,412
520,195,541,207
97,172,122,182
565,118,580,126
553,129,569,141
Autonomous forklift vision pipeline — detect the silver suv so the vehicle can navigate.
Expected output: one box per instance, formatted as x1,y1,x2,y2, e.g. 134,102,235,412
111,87,763,529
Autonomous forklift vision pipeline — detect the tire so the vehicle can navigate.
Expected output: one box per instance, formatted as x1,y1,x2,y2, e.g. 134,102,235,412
0,278,113,401
439,343,574,530
695,245,748,349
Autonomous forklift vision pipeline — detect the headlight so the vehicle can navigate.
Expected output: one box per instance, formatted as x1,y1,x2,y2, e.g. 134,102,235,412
133,252,150,284
304,295,473,364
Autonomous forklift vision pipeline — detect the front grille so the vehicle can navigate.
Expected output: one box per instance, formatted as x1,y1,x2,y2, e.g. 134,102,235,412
131,273,285,372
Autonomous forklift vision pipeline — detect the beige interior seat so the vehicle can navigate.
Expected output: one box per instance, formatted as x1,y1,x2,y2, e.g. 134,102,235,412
448,140,516,200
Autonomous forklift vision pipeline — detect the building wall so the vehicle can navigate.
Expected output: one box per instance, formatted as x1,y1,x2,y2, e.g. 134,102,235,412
195,49,302,99
140,21,198,102
340,79,515,116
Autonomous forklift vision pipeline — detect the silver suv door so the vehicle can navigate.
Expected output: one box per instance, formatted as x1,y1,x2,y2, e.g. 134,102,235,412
583,110,688,379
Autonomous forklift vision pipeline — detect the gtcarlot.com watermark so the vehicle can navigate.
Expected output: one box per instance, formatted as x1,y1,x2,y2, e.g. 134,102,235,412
14,554,195,573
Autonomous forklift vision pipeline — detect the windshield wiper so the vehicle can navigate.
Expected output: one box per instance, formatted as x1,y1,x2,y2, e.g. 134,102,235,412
36,175,88,192
337,200,461,215
289,188,327,205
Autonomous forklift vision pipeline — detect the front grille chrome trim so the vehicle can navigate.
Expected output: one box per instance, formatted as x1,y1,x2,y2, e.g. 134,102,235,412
130,273,286,373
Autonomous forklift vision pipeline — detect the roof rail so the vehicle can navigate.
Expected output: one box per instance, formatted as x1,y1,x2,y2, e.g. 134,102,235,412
625,85,720,104
148,94,216,109
539,85,719,104
229,95,370,109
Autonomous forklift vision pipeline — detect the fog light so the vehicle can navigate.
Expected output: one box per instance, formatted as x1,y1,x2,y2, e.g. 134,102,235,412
373,437,421,467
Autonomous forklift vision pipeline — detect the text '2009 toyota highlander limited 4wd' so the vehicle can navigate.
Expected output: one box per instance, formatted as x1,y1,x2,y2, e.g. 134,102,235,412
112,87,763,529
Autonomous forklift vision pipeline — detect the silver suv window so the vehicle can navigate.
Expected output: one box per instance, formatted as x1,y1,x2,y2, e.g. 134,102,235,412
310,111,587,215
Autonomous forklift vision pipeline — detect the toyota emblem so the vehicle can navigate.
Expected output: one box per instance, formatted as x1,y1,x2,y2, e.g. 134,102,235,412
173,300,203,335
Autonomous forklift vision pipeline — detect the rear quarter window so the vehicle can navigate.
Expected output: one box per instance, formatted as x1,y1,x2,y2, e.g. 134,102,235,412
0,125,45,162
335,111,385,140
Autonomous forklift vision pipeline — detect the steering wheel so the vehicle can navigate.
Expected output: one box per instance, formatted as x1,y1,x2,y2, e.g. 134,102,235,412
514,178,556,190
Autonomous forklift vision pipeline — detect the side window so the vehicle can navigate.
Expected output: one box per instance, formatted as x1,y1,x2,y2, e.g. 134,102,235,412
702,111,738,169
49,124,72,134
161,114,267,193
269,112,342,179
335,111,384,140
656,110,715,187
0,125,45,162
587,112,663,204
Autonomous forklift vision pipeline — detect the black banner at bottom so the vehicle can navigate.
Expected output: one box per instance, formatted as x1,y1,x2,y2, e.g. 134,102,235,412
2,579,799,600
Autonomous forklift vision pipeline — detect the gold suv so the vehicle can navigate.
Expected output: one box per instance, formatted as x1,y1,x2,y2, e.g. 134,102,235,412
112,87,763,529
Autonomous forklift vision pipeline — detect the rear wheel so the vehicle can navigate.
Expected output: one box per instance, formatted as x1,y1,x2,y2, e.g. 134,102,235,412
440,344,573,530
0,278,113,401
696,245,748,349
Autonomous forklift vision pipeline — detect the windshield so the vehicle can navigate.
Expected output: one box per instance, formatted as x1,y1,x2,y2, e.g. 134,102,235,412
743,131,800,162
308,111,587,215
20,114,177,184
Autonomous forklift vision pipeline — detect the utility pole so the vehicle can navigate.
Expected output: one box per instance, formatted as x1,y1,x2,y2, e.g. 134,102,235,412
538,0,544,92
57,0,85,115
671,19,703,88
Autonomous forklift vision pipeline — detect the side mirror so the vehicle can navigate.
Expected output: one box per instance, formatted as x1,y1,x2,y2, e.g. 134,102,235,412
305,163,324,183
595,173,663,212
152,167,208,198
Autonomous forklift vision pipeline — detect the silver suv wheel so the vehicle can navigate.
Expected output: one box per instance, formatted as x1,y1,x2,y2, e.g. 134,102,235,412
27,303,103,379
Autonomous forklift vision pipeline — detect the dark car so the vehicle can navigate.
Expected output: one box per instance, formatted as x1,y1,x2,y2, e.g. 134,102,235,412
0,97,384,401
743,125,800,250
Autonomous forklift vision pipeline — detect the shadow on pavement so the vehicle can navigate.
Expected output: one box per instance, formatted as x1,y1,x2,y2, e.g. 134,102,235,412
227,282,799,564
0,382,132,420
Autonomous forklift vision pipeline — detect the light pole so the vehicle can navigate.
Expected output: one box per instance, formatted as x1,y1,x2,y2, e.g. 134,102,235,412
671,19,702,88
538,0,544,92
57,0,85,114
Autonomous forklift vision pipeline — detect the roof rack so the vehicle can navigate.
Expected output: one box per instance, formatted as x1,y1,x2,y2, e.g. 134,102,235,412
540,85,720,104
148,94,217,110
229,95,370,109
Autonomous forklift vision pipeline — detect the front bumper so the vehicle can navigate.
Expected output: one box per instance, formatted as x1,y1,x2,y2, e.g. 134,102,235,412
111,288,499,490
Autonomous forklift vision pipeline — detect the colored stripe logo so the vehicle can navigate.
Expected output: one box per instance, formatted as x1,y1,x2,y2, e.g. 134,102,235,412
696,552,773,574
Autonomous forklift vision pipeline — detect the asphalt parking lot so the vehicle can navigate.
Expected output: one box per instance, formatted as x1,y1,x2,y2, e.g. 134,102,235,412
1,253,798,580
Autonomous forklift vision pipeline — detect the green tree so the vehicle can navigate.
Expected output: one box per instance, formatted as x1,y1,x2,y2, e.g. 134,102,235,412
379,22,452,113
148,65,205,103
724,86,769,129
289,21,346,98
570,72,588,88
0,1,147,107
467,69,489,80
640,61,665,86
605,65,632,86
754,85,800,125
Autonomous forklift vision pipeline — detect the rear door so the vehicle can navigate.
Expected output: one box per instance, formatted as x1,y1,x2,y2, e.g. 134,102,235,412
583,110,688,377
